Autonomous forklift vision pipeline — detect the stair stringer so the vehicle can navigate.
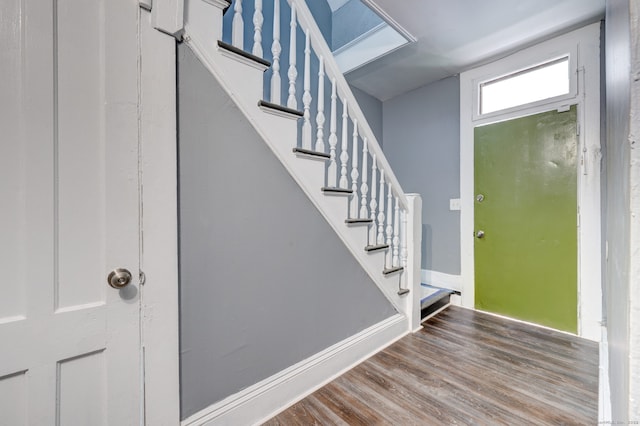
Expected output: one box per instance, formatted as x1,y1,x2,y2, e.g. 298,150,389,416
183,0,409,317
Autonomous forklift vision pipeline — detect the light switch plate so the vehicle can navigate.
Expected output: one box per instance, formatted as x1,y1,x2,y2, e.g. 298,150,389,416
450,198,461,211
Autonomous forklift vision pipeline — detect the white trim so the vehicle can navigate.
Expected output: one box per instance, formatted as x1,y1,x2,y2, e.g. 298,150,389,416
332,22,388,57
598,325,612,422
472,48,579,122
406,194,423,332
359,0,417,43
474,308,591,339
421,269,462,293
151,0,185,38
181,314,408,426
460,23,602,342
139,9,181,425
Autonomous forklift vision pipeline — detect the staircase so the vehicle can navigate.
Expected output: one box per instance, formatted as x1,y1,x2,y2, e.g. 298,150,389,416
182,0,422,329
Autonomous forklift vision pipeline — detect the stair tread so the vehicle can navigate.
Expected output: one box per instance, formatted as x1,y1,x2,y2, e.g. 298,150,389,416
321,187,353,195
217,40,271,68
259,100,304,118
365,244,389,252
382,266,404,275
293,147,330,159
345,218,373,224
420,289,453,307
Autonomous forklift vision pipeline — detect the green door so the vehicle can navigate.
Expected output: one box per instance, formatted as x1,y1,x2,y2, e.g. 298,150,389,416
474,106,578,333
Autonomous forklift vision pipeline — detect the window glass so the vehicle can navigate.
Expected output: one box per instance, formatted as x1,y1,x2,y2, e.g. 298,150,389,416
480,57,570,115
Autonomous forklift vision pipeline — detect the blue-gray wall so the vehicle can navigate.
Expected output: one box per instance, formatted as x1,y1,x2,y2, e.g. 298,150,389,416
332,0,384,51
177,44,396,419
382,76,461,275
351,84,383,145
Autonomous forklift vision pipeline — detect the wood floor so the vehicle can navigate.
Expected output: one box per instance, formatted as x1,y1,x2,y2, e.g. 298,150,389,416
263,306,599,425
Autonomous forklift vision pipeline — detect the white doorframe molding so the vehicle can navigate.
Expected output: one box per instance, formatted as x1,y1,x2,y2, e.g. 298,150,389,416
460,22,602,341
139,8,181,425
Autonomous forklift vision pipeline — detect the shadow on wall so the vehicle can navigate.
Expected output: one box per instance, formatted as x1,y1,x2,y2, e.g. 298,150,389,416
423,224,432,271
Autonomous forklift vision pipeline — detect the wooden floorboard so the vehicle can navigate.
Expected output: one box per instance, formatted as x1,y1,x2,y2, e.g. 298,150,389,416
263,306,598,425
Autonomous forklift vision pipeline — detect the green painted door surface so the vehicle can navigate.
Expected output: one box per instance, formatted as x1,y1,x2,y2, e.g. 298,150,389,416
474,106,578,333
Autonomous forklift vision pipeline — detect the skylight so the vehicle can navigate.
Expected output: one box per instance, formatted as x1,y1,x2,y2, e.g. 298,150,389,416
330,0,413,74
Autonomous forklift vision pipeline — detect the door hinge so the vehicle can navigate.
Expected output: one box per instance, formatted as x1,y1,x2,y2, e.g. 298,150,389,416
139,270,147,286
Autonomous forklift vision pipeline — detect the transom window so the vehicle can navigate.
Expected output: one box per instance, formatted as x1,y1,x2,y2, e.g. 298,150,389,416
479,56,570,115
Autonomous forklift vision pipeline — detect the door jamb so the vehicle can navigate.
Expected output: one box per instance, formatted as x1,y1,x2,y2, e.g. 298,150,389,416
139,7,181,424
459,22,602,341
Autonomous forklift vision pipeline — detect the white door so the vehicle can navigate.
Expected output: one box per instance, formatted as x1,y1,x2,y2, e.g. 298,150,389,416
0,0,141,424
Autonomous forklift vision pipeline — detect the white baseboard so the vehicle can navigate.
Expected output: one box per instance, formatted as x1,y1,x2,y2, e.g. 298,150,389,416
181,314,408,426
421,269,462,293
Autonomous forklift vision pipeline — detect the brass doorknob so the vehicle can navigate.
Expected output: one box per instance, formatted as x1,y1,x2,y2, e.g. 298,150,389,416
108,268,132,289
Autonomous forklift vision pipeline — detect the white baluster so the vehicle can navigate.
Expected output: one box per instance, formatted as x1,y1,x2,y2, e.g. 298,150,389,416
350,120,360,218
369,155,378,244
327,79,338,187
339,99,349,189
232,0,244,49
377,170,385,245
301,30,312,150
385,184,393,268
270,0,281,104
286,4,297,109
401,209,408,269
252,0,263,57
315,56,325,152
360,138,369,219
393,196,400,267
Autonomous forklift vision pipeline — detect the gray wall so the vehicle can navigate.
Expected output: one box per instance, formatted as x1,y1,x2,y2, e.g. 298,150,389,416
177,44,396,419
382,76,461,275
351,84,384,145
332,0,384,51
604,0,637,421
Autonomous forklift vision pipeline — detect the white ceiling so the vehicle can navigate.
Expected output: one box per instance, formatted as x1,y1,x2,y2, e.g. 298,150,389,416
347,0,605,101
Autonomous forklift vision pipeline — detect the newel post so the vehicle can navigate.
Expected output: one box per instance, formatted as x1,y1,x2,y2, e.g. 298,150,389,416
405,193,423,332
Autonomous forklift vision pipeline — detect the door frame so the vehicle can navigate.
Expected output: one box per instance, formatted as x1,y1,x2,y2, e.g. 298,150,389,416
139,6,181,425
460,22,602,341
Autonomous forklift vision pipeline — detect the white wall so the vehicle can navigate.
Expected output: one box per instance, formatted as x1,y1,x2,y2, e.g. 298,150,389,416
604,0,640,420
627,0,640,417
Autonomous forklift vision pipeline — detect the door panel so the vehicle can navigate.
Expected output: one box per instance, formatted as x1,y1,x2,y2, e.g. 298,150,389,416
0,0,140,424
474,106,578,333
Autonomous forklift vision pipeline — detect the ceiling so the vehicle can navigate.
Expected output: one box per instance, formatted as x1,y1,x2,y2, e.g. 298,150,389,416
346,0,605,101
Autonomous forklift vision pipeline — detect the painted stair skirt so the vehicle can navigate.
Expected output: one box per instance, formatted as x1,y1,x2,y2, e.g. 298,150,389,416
420,283,456,319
